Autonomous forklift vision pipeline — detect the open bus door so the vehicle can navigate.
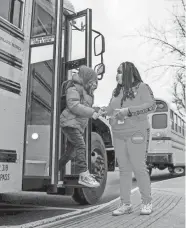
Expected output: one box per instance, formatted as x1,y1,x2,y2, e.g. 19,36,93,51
23,0,65,191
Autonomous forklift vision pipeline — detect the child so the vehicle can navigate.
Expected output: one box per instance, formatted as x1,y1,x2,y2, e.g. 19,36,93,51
59,65,102,188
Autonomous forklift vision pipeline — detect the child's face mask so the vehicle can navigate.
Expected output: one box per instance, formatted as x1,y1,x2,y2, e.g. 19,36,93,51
87,80,98,94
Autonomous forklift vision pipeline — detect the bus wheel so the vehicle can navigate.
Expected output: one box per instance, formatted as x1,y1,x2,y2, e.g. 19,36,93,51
72,188,88,205
72,132,108,205
173,167,185,175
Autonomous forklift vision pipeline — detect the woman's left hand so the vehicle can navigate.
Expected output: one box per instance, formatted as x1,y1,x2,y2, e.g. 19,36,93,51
114,108,129,120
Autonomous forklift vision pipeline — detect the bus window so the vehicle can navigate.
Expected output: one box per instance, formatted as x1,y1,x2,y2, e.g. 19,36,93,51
178,117,182,134
170,110,174,130
182,120,185,136
28,60,53,125
31,0,59,37
152,114,167,129
173,113,178,132
0,0,23,29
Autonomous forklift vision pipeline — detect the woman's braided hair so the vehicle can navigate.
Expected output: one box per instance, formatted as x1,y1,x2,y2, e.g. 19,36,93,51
113,62,143,107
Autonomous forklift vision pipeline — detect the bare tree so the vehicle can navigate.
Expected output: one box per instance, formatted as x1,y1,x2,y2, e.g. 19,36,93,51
173,73,185,115
138,0,185,116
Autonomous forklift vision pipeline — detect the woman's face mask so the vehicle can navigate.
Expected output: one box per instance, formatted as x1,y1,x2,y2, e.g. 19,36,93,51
116,65,123,85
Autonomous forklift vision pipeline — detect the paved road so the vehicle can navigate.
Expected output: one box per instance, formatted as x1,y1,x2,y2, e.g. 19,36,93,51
0,168,181,227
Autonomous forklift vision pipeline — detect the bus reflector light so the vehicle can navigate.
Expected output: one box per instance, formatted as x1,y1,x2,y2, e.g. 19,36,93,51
32,133,39,140
154,132,165,137
156,132,161,137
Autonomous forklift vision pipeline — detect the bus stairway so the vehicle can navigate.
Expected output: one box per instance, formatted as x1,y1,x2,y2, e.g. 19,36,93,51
47,173,99,195
47,175,89,195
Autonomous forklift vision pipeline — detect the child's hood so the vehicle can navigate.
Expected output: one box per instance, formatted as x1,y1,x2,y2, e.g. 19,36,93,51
72,66,98,86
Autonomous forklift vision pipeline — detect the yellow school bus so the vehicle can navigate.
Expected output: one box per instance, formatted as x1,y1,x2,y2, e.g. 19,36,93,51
0,0,115,205
147,98,185,176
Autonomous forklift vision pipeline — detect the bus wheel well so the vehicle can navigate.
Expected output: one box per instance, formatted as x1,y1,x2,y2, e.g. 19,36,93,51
92,119,115,171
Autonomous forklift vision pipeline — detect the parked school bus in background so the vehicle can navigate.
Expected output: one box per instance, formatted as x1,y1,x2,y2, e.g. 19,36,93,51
147,98,185,176
0,0,115,205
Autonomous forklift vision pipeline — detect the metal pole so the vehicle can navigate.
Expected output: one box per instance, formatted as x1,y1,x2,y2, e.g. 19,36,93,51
48,0,63,193
85,9,92,169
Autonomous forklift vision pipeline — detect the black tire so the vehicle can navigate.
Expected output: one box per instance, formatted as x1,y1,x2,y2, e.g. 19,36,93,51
172,167,185,176
72,132,108,205
72,188,88,205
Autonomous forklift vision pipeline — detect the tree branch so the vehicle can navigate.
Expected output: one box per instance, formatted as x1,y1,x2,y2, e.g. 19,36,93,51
172,12,185,37
145,64,185,72
139,33,185,57
181,0,186,11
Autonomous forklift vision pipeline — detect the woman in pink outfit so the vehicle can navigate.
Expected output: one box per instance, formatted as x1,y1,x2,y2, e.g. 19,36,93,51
103,62,156,216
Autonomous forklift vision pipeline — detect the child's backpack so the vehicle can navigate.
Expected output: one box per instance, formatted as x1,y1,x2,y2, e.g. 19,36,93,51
60,80,83,113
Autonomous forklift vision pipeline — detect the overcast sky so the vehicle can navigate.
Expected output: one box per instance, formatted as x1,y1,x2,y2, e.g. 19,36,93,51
70,0,176,107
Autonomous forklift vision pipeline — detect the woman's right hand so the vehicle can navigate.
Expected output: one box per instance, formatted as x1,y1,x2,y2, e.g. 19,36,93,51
98,108,107,117
92,112,100,119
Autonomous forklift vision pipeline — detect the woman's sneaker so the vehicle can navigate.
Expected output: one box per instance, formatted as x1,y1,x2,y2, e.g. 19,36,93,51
78,170,100,188
140,202,153,215
112,203,133,216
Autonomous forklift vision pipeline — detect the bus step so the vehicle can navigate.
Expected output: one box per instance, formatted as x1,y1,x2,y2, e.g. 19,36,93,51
63,175,89,188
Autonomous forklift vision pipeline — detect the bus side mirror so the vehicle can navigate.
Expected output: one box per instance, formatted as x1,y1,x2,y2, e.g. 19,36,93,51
93,30,105,56
94,63,105,80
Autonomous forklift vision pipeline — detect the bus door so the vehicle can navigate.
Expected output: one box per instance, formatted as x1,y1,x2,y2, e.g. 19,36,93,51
23,0,66,190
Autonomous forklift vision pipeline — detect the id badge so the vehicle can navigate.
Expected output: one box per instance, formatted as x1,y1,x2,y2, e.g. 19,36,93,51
118,120,124,124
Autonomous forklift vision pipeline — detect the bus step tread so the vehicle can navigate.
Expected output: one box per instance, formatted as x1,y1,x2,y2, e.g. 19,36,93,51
63,183,88,188
63,175,79,181
63,175,89,188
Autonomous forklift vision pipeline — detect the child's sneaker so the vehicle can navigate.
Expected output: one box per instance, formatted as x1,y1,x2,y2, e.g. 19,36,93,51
140,202,153,215
78,170,100,188
112,203,133,216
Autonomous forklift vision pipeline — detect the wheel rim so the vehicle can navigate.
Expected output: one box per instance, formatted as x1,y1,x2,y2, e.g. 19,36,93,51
91,148,106,184
174,167,185,174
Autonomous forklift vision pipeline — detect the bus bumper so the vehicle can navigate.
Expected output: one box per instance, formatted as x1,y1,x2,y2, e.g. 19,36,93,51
146,153,173,167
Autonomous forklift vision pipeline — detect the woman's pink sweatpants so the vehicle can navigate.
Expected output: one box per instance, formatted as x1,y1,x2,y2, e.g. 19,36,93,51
113,127,152,204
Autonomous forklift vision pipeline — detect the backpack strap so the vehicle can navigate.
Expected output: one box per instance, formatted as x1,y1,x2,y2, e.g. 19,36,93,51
62,80,84,103
73,83,84,103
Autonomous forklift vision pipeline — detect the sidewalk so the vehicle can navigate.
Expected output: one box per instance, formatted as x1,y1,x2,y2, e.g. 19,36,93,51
50,176,185,228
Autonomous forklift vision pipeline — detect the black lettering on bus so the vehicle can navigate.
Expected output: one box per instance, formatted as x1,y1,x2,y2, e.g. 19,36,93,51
0,36,22,51
0,174,10,181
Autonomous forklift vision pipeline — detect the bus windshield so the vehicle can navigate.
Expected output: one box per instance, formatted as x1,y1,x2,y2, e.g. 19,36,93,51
152,114,168,129
151,100,168,129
